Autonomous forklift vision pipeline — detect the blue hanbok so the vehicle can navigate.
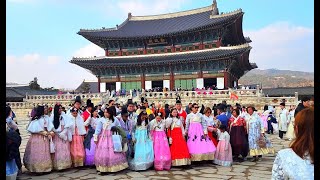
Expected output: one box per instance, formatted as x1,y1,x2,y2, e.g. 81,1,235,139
129,121,154,171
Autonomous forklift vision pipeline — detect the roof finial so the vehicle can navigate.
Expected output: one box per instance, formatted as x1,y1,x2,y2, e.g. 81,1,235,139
212,0,219,15
128,12,132,19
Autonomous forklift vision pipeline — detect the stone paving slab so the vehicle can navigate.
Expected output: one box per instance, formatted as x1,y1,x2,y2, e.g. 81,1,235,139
17,130,289,179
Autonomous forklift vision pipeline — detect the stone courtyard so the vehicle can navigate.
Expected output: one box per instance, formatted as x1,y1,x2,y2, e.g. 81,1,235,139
15,118,290,180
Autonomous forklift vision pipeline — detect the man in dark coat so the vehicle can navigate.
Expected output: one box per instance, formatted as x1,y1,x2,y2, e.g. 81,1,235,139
294,97,310,117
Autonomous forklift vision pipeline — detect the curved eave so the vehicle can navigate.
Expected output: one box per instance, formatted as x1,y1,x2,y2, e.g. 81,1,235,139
78,11,243,40
70,44,251,69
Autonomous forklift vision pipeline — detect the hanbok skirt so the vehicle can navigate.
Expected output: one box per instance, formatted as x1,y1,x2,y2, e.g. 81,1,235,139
229,126,249,157
94,130,128,172
207,126,218,147
168,127,191,166
129,129,154,171
214,140,233,166
286,121,295,139
52,134,72,170
152,131,171,170
85,137,96,166
70,128,85,167
23,134,52,173
248,129,275,156
187,122,216,161
6,159,18,179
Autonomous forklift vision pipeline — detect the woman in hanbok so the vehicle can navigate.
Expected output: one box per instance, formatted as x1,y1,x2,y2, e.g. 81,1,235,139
228,108,248,162
202,107,218,146
245,106,274,162
166,108,191,166
68,107,86,167
94,108,128,172
83,107,99,166
149,112,171,170
272,107,314,179
260,105,269,132
214,124,232,166
285,106,295,141
185,103,216,162
129,111,154,171
118,108,134,160
49,104,72,170
23,106,54,173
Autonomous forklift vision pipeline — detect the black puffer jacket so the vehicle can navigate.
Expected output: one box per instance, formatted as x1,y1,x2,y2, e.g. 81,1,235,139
6,130,21,164
294,103,306,117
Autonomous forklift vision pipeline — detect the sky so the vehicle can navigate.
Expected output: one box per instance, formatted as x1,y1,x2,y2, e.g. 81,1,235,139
6,0,314,89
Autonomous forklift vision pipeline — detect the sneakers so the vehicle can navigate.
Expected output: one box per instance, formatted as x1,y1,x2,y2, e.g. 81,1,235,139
288,138,292,141
277,137,281,140
257,157,262,162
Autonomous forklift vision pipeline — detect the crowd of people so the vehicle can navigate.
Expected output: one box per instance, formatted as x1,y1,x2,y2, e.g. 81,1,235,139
6,96,314,179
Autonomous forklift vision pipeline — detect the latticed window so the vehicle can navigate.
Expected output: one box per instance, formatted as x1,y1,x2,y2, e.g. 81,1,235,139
205,44,210,49
188,46,193,51
167,49,172,53
195,46,199,50
176,48,181,51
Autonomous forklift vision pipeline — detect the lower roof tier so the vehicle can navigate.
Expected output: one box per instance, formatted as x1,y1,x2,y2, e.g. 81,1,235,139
70,44,257,79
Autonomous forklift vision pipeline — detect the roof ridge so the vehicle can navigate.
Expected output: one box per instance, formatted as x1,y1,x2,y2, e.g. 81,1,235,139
71,43,251,60
210,9,242,19
129,5,212,21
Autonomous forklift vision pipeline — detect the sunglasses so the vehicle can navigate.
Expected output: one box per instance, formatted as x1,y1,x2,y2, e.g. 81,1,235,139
194,107,199,109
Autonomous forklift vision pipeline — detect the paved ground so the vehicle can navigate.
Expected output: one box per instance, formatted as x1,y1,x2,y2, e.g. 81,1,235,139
16,119,291,180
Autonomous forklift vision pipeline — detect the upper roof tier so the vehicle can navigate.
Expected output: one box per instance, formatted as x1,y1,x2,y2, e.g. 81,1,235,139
78,5,243,39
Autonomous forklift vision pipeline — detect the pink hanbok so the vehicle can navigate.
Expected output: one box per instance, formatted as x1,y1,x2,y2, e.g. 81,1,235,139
214,130,233,166
94,117,128,172
185,113,216,161
150,119,171,170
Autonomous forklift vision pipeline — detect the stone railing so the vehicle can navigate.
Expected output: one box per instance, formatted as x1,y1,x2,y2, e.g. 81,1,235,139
8,89,298,109
25,93,107,101
142,89,259,99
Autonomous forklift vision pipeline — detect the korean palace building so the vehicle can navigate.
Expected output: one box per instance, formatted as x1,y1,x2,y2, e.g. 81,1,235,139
70,1,257,92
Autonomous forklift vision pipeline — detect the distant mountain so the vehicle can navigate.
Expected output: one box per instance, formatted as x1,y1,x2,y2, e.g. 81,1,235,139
239,69,314,88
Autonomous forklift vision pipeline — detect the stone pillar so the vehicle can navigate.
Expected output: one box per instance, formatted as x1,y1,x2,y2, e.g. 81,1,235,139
295,92,299,103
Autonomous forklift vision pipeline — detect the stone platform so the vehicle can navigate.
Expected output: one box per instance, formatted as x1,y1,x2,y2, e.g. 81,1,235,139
16,118,291,180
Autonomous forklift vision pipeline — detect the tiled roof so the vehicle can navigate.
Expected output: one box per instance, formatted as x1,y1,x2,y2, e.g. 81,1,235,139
6,87,58,98
263,87,314,96
75,81,99,93
78,6,243,39
71,44,252,67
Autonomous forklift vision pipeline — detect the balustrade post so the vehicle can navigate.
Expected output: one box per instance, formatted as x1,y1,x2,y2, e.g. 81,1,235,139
256,85,260,96
294,92,299,104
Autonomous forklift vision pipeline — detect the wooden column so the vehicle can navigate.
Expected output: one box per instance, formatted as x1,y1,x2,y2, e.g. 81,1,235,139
224,70,229,89
170,70,174,91
105,49,109,56
97,76,101,93
171,36,175,52
141,73,145,90
200,32,204,50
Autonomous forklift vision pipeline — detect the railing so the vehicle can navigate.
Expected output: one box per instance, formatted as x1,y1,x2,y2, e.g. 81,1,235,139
7,89,299,109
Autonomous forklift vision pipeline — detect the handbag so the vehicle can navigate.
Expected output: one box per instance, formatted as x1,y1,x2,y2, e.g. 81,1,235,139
271,123,279,134
256,134,266,148
112,132,123,152
49,136,55,153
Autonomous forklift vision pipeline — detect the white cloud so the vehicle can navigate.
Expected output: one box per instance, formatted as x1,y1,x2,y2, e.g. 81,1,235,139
73,43,104,57
6,53,96,89
47,56,60,65
20,53,40,63
99,0,191,20
244,22,314,72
